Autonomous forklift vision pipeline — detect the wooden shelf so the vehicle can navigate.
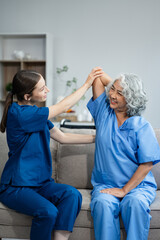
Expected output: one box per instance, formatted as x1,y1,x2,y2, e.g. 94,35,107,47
0,33,54,116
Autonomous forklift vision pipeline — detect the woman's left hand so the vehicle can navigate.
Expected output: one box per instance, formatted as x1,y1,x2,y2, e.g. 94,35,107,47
100,188,126,198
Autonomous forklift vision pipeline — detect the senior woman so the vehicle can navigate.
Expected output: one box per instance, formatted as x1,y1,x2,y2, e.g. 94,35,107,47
87,72,160,240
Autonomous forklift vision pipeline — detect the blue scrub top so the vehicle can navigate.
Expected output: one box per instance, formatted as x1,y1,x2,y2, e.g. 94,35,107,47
0,102,54,187
87,92,160,190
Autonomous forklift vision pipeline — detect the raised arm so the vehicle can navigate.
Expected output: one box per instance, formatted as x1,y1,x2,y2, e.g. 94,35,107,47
48,67,103,119
92,72,113,100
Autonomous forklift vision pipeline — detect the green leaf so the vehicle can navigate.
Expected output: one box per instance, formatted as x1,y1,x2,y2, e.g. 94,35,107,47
66,80,72,87
56,68,62,74
72,77,77,83
63,65,69,72
72,88,77,93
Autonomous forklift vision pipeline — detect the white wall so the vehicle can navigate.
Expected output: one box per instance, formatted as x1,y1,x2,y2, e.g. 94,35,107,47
0,0,160,127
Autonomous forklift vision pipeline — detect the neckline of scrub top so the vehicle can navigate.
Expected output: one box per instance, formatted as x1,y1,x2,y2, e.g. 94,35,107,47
114,112,135,131
14,102,35,108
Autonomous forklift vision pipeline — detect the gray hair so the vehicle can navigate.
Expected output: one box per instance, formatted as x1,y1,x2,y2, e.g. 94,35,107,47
106,73,147,116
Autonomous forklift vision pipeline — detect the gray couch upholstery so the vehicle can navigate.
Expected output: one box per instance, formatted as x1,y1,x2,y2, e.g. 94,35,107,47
0,127,160,240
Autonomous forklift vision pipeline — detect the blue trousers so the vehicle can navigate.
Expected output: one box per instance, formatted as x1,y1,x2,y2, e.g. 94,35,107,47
90,185,156,240
0,180,82,240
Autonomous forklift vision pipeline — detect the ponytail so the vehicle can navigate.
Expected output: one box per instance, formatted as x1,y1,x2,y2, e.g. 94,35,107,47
0,92,14,133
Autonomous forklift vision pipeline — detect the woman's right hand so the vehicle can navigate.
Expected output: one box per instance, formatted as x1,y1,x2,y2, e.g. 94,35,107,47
85,67,104,88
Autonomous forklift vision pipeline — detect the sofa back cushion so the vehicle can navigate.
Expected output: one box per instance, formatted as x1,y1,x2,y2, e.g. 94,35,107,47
55,128,95,189
152,129,160,190
56,143,95,189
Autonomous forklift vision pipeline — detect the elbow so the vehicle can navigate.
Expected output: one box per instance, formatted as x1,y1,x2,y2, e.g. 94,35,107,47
57,135,66,144
59,133,69,144
54,133,66,144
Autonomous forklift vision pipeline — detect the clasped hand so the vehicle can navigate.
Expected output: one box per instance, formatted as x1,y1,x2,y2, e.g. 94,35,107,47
86,67,104,87
100,187,126,198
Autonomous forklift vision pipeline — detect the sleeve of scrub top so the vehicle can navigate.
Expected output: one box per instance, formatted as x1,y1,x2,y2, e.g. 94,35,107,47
137,123,160,165
18,105,49,132
87,91,110,125
47,120,54,130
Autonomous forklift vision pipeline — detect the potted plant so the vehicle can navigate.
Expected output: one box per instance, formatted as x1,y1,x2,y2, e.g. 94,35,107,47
5,82,12,92
56,65,85,112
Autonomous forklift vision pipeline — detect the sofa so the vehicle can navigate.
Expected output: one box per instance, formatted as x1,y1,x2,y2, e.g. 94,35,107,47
0,126,160,240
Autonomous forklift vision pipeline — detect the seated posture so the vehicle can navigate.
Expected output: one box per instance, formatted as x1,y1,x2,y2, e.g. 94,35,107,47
87,72,160,240
0,68,103,240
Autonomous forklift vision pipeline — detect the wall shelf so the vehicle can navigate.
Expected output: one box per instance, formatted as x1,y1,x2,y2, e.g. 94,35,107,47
0,33,54,116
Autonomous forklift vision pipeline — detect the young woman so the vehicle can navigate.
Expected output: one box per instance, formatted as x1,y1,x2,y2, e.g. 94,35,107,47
88,72,160,240
0,67,103,240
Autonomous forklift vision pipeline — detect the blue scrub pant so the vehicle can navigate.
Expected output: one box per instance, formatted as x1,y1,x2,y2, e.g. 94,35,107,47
0,180,82,240
90,186,156,240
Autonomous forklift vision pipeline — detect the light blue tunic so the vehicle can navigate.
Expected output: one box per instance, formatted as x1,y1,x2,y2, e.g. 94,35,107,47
87,91,160,240
87,91,160,190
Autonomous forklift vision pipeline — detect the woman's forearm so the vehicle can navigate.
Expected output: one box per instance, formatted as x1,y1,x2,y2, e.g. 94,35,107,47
50,126,95,144
100,162,153,198
60,133,95,144
122,162,153,195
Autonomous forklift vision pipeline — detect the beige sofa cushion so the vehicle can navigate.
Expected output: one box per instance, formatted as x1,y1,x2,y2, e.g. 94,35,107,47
56,128,95,189
56,144,95,189
152,163,160,190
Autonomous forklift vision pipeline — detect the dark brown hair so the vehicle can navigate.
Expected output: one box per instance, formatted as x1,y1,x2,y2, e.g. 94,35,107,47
0,70,41,133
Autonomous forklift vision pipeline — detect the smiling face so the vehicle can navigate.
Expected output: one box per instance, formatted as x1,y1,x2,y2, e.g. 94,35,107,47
22,76,50,105
30,76,50,103
109,80,127,113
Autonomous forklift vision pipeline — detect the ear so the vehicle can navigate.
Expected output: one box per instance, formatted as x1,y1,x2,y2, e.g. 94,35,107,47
24,93,31,101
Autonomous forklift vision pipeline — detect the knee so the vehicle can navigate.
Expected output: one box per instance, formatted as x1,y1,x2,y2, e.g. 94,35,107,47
121,195,147,213
48,206,59,220
91,196,113,214
36,205,58,221
67,186,82,216
65,185,82,204
60,186,82,215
